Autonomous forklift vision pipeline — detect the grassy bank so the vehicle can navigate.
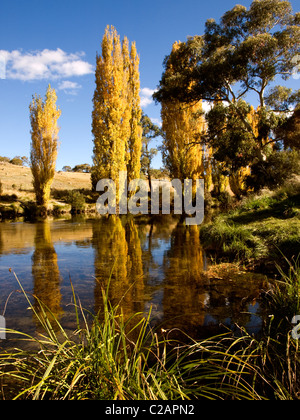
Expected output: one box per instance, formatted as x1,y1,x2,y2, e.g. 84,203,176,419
1,264,300,400
201,179,300,271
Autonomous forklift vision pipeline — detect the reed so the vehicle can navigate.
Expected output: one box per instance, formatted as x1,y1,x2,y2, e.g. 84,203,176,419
0,266,300,400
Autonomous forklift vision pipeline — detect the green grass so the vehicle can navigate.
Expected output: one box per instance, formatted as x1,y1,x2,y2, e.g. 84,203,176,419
200,181,300,269
1,262,300,400
0,271,275,400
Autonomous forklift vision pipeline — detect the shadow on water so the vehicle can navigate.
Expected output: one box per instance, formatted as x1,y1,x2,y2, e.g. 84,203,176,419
0,215,270,345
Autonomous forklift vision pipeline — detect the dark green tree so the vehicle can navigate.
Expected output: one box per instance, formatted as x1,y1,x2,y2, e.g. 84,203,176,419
140,113,161,190
72,163,91,173
274,106,300,150
154,0,300,171
62,166,72,172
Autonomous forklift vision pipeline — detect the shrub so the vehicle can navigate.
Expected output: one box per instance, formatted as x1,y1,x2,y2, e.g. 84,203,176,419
217,191,233,209
10,157,23,166
246,150,300,192
66,190,86,211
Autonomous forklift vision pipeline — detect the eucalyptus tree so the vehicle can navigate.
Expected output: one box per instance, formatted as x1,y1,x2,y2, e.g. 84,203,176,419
154,0,300,175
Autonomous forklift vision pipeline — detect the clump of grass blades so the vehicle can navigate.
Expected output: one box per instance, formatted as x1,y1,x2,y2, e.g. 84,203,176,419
4,265,300,400
200,217,262,261
255,256,300,399
265,255,300,320
0,271,274,400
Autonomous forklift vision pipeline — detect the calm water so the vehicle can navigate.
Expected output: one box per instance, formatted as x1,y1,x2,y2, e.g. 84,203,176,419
0,216,269,342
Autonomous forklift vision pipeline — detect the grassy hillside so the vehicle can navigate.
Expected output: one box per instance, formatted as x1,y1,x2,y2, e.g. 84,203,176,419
0,162,92,217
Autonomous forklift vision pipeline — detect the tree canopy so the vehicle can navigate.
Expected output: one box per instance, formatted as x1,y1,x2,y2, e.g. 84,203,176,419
154,0,300,178
29,85,61,206
91,25,142,191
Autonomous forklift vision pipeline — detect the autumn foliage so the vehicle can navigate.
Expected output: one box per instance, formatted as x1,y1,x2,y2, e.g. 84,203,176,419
160,42,207,186
29,85,61,206
91,26,142,191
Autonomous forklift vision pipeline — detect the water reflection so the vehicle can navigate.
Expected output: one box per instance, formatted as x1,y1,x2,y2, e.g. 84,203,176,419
0,217,269,340
161,224,209,334
32,221,63,325
93,216,144,319
152,223,267,337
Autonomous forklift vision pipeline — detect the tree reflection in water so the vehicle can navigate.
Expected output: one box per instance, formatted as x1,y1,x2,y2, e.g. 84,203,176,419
32,221,63,328
92,216,144,332
0,216,268,340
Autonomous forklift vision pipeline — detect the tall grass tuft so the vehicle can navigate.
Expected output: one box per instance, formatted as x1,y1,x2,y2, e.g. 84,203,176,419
1,265,300,400
0,271,269,400
200,216,262,261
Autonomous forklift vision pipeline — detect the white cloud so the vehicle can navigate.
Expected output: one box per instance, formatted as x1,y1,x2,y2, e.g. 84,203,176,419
0,48,93,81
150,117,162,128
140,87,156,108
58,80,82,95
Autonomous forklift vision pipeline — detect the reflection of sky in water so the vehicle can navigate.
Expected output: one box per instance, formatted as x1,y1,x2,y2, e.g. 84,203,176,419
0,219,269,341
203,301,262,335
144,238,170,286
245,302,263,334
150,239,170,265
0,251,34,289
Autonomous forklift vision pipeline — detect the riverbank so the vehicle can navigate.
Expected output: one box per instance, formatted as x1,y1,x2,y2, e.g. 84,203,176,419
200,177,300,272
1,161,300,272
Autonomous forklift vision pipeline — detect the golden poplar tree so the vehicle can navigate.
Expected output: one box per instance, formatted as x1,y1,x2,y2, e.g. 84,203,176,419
161,99,205,182
29,85,61,206
91,26,142,190
92,26,126,189
126,42,142,182
161,42,206,183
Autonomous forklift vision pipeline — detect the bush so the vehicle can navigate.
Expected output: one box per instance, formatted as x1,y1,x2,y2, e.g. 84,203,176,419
217,191,233,209
246,150,300,192
66,190,86,211
0,193,18,203
10,157,23,166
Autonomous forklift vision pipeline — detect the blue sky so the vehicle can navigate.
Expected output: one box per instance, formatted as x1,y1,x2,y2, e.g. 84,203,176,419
0,0,299,170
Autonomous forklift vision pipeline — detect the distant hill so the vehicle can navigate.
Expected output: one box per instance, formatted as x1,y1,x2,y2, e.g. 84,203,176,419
0,162,91,202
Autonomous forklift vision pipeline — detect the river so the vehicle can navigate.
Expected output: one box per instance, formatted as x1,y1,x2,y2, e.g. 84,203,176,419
0,215,269,344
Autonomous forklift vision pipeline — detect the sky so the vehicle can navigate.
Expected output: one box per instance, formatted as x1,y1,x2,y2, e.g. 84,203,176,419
0,0,299,170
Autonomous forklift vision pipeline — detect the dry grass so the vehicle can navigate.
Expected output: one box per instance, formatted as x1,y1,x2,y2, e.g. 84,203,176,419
0,162,91,204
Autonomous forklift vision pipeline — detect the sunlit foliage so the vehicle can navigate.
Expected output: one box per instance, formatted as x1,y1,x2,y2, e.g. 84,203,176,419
29,85,61,206
91,26,142,191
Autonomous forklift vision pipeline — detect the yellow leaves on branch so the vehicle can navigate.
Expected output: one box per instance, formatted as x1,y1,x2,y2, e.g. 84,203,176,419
161,99,206,182
92,25,142,190
29,84,61,206
160,42,207,184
